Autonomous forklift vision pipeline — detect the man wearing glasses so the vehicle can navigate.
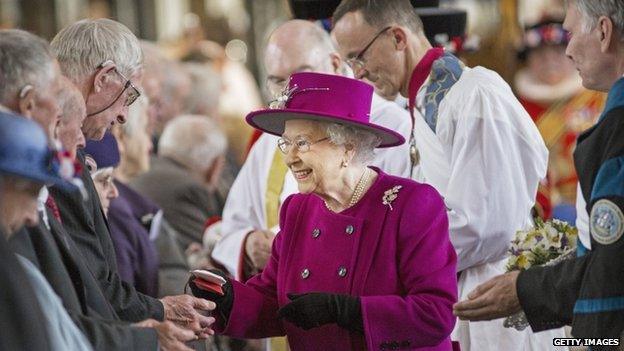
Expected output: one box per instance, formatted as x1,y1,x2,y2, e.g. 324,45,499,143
52,21,141,142
332,1,564,350
48,18,218,347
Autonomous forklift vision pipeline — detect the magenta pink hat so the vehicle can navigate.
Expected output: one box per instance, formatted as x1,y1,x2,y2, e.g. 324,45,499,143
245,72,405,148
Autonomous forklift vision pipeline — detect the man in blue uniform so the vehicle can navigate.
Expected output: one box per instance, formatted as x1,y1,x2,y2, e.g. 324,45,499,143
453,0,624,344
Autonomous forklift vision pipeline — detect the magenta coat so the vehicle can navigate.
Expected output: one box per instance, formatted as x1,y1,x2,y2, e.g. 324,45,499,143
217,168,457,350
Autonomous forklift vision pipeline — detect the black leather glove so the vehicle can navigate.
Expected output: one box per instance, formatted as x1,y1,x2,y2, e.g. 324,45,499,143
187,269,234,322
277,292,363,333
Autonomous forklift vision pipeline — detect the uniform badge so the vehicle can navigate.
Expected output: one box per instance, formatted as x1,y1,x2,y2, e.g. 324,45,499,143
590,199,624,245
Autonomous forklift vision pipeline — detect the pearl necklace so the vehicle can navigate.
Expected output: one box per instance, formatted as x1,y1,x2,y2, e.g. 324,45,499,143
324,168,372,212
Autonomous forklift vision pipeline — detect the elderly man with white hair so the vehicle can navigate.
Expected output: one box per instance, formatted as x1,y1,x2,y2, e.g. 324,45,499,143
131,115,227,251
47,18,217,342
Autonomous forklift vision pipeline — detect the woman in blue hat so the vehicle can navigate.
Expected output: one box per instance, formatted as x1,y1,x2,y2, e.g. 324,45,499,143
0,111,92,351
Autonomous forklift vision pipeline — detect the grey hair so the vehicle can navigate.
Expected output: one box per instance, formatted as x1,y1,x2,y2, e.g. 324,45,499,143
50,18,143,81
120,95,149,137
158,115,227,172
320,121,381,165
0,29,56,104
568,0,624,39
183,62,222,116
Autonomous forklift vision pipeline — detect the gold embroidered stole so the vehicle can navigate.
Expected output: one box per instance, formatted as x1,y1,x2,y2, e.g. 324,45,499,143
265,147,289,229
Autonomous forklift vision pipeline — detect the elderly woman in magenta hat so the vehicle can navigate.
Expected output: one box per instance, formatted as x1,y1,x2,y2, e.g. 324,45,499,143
189,72,457,350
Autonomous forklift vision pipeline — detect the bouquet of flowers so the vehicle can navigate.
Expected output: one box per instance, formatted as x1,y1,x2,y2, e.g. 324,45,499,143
503,218,578,330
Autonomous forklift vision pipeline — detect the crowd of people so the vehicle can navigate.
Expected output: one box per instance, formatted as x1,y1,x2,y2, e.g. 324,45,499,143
0,0,623,350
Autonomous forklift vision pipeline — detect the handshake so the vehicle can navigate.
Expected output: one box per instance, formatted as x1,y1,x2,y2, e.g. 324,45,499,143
187,269,364,333
133,293,217,351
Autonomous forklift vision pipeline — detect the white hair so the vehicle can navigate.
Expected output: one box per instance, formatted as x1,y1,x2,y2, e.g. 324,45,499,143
158,115,227,172
0,29,55,104
50,18,143,81
319,121,381,165
183,62,221,116
569,0,624,39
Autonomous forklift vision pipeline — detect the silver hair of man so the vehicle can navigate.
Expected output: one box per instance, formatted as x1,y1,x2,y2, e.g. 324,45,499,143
158,115,227,172
568,0,624,39
50,18,143,81
0,29,56,104
319,121,381,165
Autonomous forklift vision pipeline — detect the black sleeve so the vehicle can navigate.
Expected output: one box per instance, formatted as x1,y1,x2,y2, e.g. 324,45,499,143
570,108,624,340
516,253,589,331
67,311,158,351
50,153,164,322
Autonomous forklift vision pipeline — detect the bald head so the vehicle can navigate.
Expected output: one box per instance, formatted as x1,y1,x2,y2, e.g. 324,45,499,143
264,20,342,97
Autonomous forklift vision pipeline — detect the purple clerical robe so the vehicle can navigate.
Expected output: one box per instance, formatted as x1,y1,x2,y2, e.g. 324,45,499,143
218,168,457,350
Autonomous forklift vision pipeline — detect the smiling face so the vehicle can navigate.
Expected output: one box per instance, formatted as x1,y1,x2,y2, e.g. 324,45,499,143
333,11,409,98
282,119,346,196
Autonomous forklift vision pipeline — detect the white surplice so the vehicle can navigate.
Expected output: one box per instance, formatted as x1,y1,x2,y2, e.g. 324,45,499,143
211,93,412,277
411,66,567,350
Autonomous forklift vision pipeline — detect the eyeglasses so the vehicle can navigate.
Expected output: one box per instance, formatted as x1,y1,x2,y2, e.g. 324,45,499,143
87,61,141,117
277,136,329,154
346,26,392,73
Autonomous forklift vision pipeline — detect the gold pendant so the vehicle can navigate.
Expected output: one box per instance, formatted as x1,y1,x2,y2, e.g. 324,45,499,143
410,144,420,166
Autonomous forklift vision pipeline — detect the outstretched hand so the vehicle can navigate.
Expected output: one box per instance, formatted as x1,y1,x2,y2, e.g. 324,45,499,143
453,271,522,321
161,295,216,338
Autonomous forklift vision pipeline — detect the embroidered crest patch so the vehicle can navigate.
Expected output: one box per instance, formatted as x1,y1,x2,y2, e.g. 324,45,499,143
590,199,624,245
